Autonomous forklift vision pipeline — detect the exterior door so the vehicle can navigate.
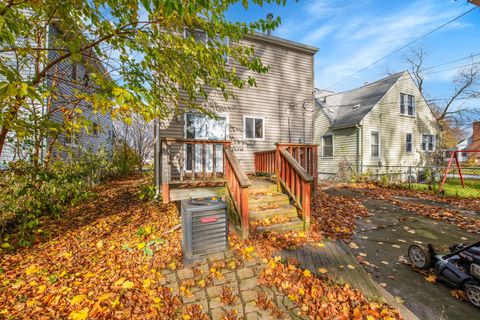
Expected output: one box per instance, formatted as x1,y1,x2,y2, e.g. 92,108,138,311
185,113,227,173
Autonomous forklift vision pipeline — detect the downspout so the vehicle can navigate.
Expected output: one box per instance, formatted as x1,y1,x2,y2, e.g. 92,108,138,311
355,124,361,175
154,118,161,196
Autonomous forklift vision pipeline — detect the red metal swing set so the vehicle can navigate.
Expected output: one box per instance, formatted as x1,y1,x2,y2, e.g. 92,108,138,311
440,149,480,193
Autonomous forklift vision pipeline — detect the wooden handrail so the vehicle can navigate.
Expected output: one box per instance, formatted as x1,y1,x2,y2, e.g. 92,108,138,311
254,149,276,174
224,147,250,239
224,148,251,187
161,138,231,145
276,147,315,231
278,148,313,182
276,143,319,147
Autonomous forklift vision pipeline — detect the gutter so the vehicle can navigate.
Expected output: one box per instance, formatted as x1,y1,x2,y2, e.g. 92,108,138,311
246,33,319,55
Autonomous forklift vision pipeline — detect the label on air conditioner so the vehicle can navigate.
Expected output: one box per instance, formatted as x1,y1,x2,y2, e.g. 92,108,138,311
200,217,218,224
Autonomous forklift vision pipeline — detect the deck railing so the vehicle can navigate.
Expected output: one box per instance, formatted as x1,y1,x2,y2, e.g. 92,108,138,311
276,148,314,230
276,143,318,188
254,150,276,175
159,138,231,202
254,143,318,231
224,147,251,239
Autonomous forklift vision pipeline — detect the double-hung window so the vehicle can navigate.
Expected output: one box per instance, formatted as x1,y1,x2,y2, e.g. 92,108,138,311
244,116,264,140
406,133,413,153
371,131,380,158
184,29,229,63
322,134,333,157
422,134,435,152
400,93,415,116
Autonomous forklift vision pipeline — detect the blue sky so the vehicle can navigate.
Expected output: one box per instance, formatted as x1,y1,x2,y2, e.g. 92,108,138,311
227,0,480,120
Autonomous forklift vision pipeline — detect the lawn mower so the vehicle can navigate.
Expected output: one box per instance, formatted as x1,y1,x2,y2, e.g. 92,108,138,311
408,241,480,308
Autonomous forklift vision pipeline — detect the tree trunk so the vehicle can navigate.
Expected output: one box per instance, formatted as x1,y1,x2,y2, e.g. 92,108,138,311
0,100,22,159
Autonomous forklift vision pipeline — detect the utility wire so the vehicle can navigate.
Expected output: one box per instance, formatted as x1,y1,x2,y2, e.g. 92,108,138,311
326,6,478,89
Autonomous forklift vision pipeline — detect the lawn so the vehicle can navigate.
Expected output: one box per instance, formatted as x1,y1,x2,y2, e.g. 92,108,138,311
411,178,480,198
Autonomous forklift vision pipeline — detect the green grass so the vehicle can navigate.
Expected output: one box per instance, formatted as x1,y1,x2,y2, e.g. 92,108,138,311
411,178,480,198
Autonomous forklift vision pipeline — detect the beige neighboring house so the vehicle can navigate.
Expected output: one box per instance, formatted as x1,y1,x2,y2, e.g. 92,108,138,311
314,71,441,179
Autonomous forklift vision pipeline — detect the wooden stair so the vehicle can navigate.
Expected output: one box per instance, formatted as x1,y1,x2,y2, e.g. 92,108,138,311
248,177,304,234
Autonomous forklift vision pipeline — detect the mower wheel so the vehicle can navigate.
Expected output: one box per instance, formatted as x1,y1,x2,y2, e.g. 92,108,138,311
465,283,480,308
408,244,432,269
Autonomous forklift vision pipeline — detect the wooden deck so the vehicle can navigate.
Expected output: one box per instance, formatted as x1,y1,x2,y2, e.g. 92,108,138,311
279,241,419,320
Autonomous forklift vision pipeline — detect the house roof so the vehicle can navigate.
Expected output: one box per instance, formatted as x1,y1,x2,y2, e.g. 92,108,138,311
315,72,406,129
248,33,319,55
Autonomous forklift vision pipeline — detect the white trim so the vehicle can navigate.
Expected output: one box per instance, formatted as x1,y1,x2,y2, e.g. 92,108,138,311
399,92,416,117
183,112,230,173
243,115,265,140
370,130,381,159
405,132,413,153
321,133,334,158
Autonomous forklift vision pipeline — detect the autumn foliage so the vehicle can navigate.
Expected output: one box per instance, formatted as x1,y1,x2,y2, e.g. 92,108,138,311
259,257,402,320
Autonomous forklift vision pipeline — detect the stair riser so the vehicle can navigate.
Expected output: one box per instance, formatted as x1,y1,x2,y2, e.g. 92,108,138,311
249,198,291,208
249,208,298,221
253,220,304,234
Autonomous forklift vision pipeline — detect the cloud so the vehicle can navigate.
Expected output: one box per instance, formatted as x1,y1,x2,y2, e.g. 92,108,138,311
309,0,473,90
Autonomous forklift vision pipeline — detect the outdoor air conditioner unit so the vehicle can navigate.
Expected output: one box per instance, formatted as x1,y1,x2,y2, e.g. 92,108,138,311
181,197,228,265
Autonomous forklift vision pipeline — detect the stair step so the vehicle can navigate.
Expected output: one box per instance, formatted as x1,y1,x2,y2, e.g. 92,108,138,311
253,219,304,234
248,192,291,207
249,204,298,221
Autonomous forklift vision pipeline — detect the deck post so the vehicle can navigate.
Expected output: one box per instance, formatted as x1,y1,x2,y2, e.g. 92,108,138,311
162,182,170,204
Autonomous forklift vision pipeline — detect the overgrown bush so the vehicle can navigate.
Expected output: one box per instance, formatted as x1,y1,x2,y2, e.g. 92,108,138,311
0,145,138,247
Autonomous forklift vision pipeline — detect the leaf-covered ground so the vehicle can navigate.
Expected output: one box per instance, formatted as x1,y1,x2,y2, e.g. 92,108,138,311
0,175,403,319
342,183,480,234
0,174,185,319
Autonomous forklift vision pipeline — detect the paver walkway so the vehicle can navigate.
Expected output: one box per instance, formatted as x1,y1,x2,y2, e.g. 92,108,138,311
167,251,305,320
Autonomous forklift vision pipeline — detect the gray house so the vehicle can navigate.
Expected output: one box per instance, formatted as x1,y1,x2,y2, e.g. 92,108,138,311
155,32,318,180
0,23,114,168
314,71,441,179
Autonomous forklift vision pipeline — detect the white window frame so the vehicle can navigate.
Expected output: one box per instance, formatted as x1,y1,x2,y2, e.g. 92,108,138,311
321,134,334,158
407,94,416,116
243,115,265,140
422,134,436,152
400,93,415,117
370,130,380,158
183,112,230,173
406,132,413,153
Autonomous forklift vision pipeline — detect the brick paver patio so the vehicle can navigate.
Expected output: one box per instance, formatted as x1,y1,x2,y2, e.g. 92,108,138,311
162,251,306,320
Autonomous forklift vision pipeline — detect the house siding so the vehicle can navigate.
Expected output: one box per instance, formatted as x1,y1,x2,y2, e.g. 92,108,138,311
1,24,113,168
47,25,114,157
159,35,317,172
361,72,439,171
313,108,360,176
313,72,440,180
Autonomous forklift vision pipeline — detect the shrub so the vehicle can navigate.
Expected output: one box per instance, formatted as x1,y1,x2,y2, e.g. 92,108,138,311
0,146,138,247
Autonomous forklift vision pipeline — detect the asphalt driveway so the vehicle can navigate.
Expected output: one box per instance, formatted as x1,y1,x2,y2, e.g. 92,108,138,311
325,188,479,320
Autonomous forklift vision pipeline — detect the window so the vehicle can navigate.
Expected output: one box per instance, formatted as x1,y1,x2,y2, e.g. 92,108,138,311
185,29,229,63
65,128,78,146
92,123,99,137
71,64,77,81
322,134,333,157
371,131,380,158
406,133,413,153
244,116,264,140
400,93,415,116
422,134,435,152
407,95,415,116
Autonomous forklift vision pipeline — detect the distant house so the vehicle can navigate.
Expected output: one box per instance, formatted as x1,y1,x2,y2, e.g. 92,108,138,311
456,121,480,163
314,71,441,179
0,23,114,168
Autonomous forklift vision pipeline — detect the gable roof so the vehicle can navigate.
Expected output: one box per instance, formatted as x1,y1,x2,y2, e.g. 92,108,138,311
315,71,406,129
